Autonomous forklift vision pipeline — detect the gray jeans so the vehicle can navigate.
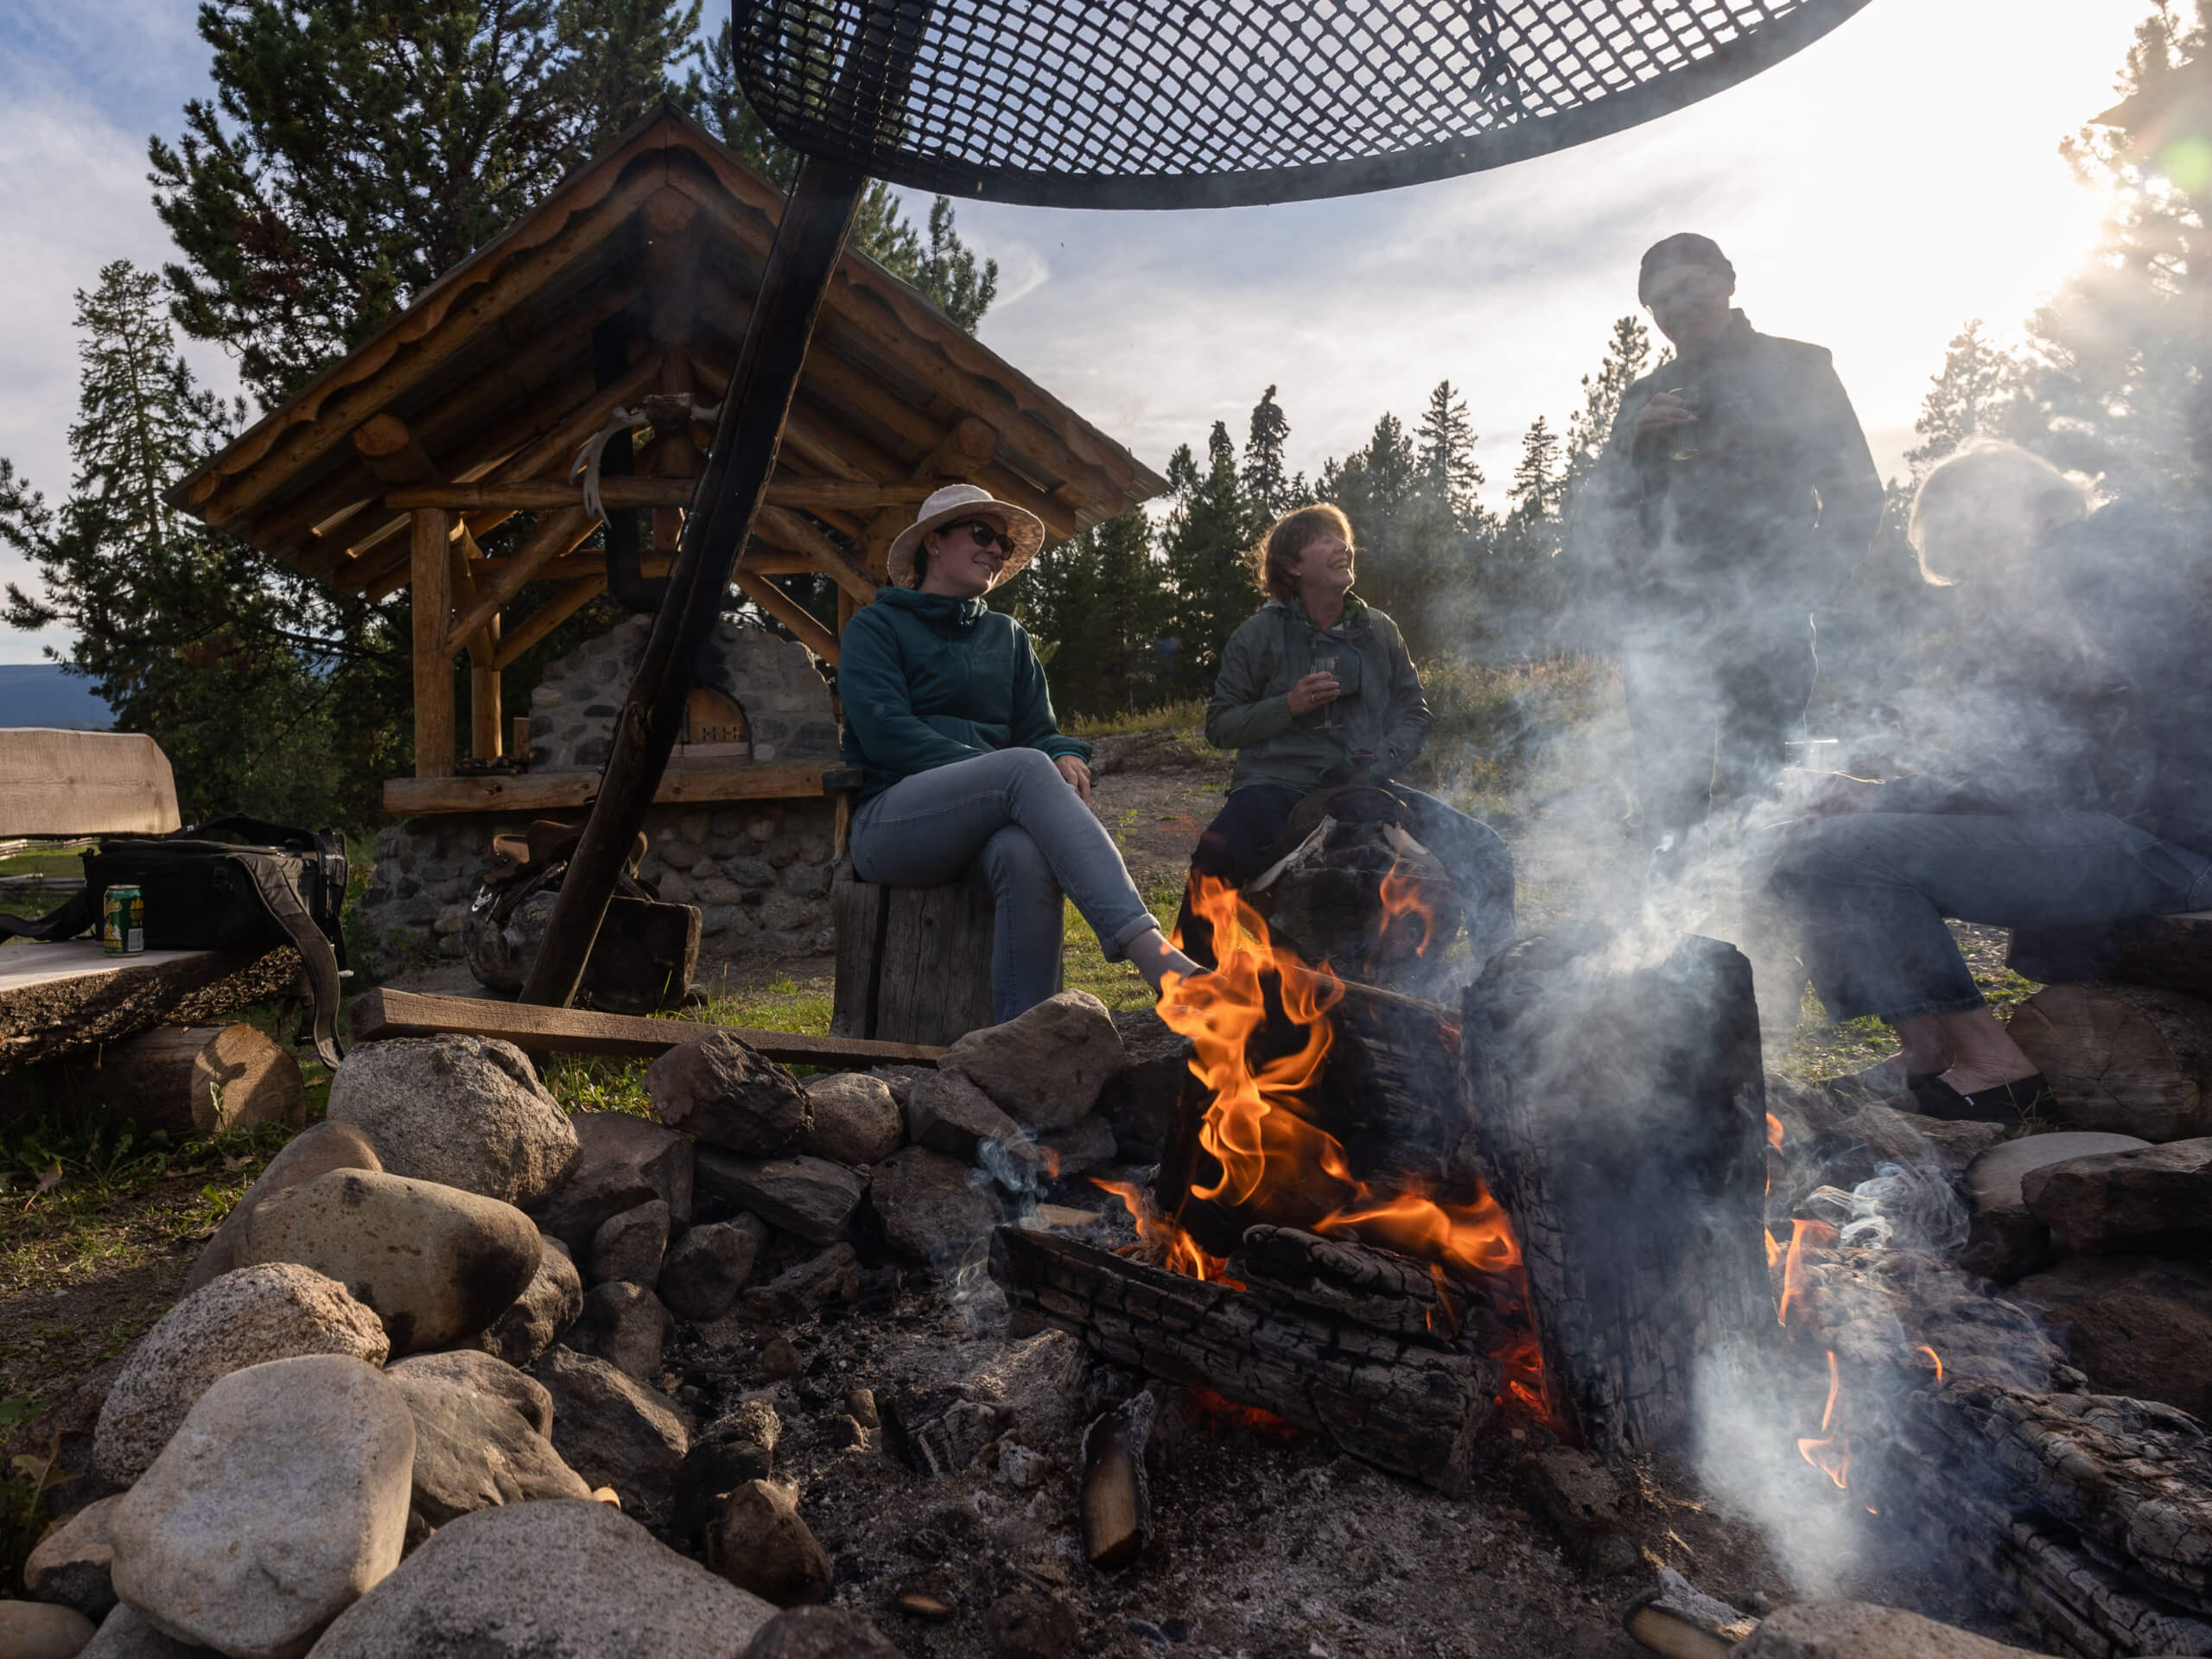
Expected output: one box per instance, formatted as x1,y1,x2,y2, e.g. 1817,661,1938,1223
849,747,1161,1022
1765,810,2212,1023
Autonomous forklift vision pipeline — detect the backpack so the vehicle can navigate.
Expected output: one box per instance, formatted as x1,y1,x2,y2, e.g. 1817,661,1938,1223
0,817,350,1067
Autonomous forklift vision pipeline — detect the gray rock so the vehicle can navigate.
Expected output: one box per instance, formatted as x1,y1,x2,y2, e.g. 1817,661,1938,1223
800,1073,902,1166
384,1351,591,1526
1961,1130,2148,1283
79,1603,215,1658
1844,1105,2006,1178
474,1235,582,1367
704,1481,830,1608
2009,1255,2212,1420
589,1199,671,1287
111,1356,413,1659
0,1602,97,1659
983,1593,1080,1659
530,1113,695,1252
238,1168,541,1355
868,1066,925,1109
22,1494,120,1620
327,1036,579,1206
692,1153,864,1244
743,1244,860,1321
304,1500,776,1659
647,1033,810,1157
1041,1113,1116,1179
1732,1599,2049,1656
531,1347,690,1521
574,1282,675,1381
870,1148,1003,1268
182,1122,382,1296
940,989,1122,1132
2021,1136,2212,1255
1099,1007,1194,1160
94,1264,389,1484
657,1216,769,1322
672,1402,781,1548
905,1069,1025,1163
742,1607,900,1659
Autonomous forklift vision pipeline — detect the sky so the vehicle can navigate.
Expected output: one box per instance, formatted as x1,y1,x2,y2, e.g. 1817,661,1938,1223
0,0,2158,664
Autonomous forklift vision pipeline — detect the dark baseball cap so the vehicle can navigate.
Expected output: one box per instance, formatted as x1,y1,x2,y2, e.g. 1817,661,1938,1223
1638,233,1735,300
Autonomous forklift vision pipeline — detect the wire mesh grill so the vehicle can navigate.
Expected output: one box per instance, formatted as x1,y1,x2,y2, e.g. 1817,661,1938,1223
733,0,1872,209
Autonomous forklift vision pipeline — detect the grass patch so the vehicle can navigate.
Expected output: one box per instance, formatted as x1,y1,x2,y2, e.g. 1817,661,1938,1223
1064,698,1207,740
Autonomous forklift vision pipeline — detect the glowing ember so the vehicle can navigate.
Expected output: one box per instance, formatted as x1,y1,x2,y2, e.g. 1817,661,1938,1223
1376,848,1440,959
1091,1177,1230,1283
1916,1344,1943,1385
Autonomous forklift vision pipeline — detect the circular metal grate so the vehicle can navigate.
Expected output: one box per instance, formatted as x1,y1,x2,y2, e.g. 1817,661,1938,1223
733,0,1873,210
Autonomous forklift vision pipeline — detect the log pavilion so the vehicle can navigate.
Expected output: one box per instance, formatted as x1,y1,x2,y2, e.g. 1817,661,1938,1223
171,103,1166,826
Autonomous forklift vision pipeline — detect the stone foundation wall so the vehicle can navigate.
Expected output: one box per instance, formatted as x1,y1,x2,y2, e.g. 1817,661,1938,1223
358,798,838,982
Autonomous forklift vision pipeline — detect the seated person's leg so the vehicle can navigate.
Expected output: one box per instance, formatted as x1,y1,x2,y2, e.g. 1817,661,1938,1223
1177,785,1304,969
1389,785,1518,972
976,825,1063,1024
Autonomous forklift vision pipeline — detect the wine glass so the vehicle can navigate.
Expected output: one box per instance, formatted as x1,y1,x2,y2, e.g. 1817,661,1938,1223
1313,654,1341,729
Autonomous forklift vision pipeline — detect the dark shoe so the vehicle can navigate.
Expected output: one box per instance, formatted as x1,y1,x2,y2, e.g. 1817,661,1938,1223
1907,1071,2049,1123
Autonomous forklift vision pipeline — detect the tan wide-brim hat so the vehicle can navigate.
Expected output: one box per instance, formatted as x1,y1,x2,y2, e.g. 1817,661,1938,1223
885,482,1046,589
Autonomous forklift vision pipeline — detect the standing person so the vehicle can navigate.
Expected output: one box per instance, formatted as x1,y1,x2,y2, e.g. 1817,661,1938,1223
1179,503,1516,974
840,483,1203,1022
1580,233,1884,854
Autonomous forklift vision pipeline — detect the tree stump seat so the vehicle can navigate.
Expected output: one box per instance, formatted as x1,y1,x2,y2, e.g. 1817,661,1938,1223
827,862,1062,1046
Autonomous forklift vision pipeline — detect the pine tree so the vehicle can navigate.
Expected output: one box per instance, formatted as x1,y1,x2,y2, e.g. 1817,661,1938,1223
1509,416,1563,524
1414,380,1482,525
1243,385,1291,515
1563,315,1654,495
1362,413,1416,518
1161,423,1256,690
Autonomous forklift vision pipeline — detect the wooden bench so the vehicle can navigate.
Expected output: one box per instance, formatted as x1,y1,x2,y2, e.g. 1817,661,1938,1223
821,767,1061,1046
0,730,299,1068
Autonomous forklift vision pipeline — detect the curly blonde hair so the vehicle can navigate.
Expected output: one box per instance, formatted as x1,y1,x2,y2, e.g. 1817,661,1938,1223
1249,503,1353,601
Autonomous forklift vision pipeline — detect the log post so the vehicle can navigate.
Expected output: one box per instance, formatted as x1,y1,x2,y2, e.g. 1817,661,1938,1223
1459,927,1772,1458
98,1023,305,1136
410,506,454,778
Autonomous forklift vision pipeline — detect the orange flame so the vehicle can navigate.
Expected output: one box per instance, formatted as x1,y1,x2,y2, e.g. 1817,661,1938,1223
1797,1349,1851,1489
1916,1344,1943,1385
1091,1177,1230,1283
1376,851,1440,959
1775,1218,1838,1329
1765,1112,1785,1150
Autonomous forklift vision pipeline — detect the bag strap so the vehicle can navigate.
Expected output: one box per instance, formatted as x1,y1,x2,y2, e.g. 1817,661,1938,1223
227,853,346,1069
0,884,96,944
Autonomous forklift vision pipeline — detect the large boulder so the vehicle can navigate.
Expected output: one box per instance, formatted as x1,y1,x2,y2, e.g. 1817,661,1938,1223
531,1113,695,1251
869,1147,1003,1268
182,1122,383,1296
238,1168,541,1354
656,1216,768,1323
2007,1255,2212,1420
0,1603,97,1659
22,1494,122,1621
904,1069,1025,1164
646,1033,810,1157
77,1604,199,1658
304,1500,776,1659
939,990,1122,1132
2020,1136,2212,1255
704,1481,830,1609
1960,1130,2147,1283
692,1153,863,1244
1733,1599,2051,1656
327,1036,579,1207
474,1235,583,1368
574,1283,675,1382
589,1199,671,1287
800,1074,902,1166
94,1263,388,1484
110,1355,413,1659
1098,1006,1195,1161
1042,1114,1116,1179
531,1347,690,1522
384,1351,589,1526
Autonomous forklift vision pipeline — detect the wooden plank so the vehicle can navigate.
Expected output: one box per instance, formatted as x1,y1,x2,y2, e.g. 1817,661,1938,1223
410,508,455,777
350,986,944,1066
0,731,181,836
382,760,830,816
0,944,298,1068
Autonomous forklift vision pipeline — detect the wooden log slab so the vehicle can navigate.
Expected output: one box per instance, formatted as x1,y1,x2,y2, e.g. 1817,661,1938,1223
349,986,944,1067
2006,982,2212,1141
0,943,298,1070
99,1023,305,1136
2010,910,2212,1002
990,1225,1496,1494
1461,926,1772,1458
1230,1225,1445,1339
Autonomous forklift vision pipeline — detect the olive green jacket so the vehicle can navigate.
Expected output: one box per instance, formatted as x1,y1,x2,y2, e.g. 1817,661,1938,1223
1205,595,1433,791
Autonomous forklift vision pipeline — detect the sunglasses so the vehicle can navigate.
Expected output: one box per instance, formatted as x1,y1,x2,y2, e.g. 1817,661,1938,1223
949,519,1014,553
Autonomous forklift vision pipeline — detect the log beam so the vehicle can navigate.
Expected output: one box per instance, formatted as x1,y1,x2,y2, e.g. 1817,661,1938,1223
444,506,599,655
382,758,828,815
410,507,455,778
753,504,876,602
734,571,840,663
385,478,944,514
492,576,605,671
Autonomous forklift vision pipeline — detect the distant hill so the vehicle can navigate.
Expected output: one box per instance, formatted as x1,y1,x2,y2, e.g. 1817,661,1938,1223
0,664,111,730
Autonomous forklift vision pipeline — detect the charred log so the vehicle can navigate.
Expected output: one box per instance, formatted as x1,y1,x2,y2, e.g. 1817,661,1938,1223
1229,1225,1446,1340
1460,927,1773,1458
990,1226,1496,1494
1254,815,1464,996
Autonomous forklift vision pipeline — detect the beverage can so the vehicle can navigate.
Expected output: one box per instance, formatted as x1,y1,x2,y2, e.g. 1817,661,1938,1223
103,885,144,956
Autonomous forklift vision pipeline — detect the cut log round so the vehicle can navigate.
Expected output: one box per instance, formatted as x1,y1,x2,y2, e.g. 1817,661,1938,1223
99,1023,305,1136
2009,911,2212,1002
2005,982,2212,1142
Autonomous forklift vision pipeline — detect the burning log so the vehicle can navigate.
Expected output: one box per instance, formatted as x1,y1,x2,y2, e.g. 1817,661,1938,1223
990,1226,1496,1494
1460,928,1772,1458
1078,1391,1154,1569
1252,810,1465,996
1230,1224,1446,1339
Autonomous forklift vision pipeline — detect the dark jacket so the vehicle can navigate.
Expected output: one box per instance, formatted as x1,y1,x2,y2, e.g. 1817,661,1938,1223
837,587,1089,802
1887,499,2212,857
1581,310,1883,626
1205,594,1432,791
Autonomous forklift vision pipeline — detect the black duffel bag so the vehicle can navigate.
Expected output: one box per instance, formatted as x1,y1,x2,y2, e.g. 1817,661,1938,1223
0,817,350,1067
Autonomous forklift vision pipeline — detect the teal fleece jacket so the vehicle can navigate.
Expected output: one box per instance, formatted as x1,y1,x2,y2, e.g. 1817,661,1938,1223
838,586,1090,801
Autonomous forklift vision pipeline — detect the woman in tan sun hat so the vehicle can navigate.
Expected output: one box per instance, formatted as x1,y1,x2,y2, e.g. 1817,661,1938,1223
839,482,1201,1020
